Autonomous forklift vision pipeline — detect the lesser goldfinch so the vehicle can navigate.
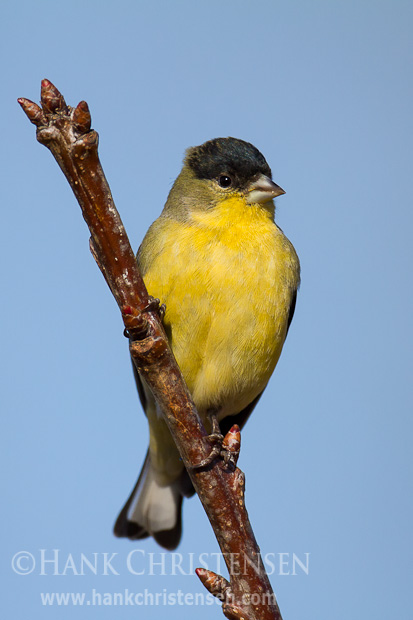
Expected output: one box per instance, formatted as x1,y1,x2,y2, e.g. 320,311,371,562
114,137,300,549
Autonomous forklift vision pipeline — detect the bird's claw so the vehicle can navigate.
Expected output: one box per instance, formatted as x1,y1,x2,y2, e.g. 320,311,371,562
143,296,166,320
122,297,165,339
193,417,240,470
193,442,223,469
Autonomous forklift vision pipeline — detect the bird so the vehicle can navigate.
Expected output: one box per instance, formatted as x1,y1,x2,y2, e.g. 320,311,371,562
114,137,300,549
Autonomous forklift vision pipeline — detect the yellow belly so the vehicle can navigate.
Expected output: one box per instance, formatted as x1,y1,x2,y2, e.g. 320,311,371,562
139,196,299,481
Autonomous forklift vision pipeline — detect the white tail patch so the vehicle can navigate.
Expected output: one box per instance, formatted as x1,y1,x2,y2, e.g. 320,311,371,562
127,458,180,534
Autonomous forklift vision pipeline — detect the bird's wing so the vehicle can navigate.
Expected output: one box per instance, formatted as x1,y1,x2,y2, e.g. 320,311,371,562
286,289,297,336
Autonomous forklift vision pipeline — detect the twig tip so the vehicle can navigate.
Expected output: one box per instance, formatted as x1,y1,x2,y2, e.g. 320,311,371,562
17,97,46,126
73,100,92,133
41,78,67,113
222,424,241,464
196,568,229,598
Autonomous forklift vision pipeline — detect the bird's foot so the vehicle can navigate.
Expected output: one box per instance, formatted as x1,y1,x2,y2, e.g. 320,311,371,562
123,296,165,338
143,296,166,320
193,415,240,470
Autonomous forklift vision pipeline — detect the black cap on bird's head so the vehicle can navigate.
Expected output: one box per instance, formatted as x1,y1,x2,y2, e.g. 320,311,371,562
186,137,271,184
185,137,285,204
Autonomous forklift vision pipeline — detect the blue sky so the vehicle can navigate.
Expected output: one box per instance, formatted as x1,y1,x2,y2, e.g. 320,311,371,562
2,1,412,618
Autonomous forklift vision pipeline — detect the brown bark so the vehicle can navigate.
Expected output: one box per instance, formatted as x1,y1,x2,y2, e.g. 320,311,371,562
18,79,283,620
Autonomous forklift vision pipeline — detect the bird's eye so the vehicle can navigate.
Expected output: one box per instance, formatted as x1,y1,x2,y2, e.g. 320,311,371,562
218,175,232,188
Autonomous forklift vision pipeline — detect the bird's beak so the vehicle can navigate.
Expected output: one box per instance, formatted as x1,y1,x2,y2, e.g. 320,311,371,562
246,174,285,204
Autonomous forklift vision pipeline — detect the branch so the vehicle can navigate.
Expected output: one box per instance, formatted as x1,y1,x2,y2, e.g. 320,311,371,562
18,80,283,620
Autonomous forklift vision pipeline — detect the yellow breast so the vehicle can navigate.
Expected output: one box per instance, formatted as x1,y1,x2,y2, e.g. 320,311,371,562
141,196,300,420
